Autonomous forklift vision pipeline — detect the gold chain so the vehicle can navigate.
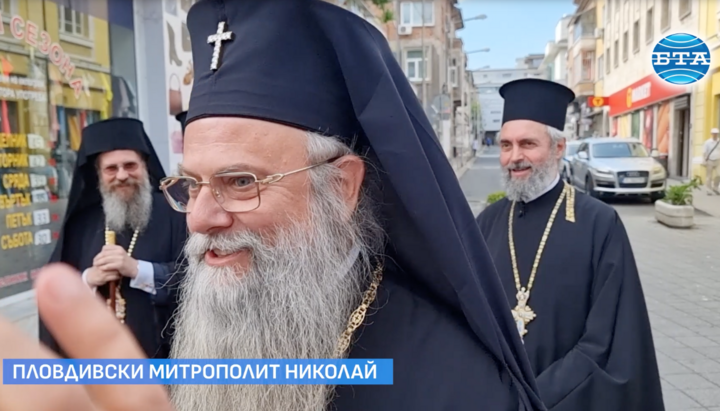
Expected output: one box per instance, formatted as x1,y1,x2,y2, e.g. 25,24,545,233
104,227,140,324
508,183,570,295
333,261,384,358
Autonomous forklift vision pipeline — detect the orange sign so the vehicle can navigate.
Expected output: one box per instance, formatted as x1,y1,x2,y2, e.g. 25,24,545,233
608,74,687,116
587,96,608,107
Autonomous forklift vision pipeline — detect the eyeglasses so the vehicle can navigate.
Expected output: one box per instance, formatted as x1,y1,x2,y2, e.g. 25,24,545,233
159,157,340,213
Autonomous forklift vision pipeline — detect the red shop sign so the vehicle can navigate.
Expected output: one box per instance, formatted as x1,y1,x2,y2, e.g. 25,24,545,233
608,74,688,117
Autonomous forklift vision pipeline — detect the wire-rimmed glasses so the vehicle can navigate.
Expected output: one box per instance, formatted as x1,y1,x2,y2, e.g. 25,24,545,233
159,156,340,213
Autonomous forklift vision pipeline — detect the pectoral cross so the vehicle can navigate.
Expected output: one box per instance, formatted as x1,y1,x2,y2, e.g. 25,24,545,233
511,289,536,341
208,21,233,71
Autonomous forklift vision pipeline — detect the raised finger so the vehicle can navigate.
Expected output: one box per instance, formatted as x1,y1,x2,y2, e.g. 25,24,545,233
36,264,173,411
0,315,94,411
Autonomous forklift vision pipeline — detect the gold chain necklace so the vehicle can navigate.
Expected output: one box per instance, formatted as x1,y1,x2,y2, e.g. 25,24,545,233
508,183,571,340
333,261,384,358
104,227,140,324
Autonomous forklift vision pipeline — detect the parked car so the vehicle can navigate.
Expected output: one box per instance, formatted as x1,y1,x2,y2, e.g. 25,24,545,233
568,137,667,202
561,140,582,183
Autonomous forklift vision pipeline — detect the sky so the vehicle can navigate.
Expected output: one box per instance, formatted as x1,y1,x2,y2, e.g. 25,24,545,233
456,0,578,70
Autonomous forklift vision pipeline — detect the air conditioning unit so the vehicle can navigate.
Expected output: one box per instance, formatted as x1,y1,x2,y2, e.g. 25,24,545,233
595,27,604,38
398,25,413,36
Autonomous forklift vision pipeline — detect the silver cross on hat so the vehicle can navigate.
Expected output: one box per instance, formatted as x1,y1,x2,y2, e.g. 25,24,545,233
207,21,233,71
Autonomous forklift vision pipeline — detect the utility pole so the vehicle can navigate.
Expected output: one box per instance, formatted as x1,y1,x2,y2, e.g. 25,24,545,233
395,0,401,68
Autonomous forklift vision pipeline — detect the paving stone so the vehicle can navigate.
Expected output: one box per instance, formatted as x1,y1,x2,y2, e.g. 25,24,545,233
664,373,719,390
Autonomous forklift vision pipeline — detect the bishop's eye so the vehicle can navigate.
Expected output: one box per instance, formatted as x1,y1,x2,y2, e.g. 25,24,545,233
222,175,255,190
182,178,200,193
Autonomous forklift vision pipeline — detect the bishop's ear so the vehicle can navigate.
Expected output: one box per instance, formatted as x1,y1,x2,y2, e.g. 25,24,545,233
334,155,366,220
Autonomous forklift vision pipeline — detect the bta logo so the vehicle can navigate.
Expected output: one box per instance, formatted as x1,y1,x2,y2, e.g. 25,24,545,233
651,33,710,85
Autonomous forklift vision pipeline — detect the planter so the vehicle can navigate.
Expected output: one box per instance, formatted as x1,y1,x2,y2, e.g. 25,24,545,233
654,200,694,228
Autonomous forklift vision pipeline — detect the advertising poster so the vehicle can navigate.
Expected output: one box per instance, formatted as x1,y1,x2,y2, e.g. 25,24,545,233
656,102,670,155
162,0,198,174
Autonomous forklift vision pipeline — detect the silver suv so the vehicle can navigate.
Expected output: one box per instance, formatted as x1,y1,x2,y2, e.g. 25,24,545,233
568,137,667,202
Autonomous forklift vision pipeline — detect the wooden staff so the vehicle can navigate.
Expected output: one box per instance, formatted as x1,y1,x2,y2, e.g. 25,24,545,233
105,230,117,313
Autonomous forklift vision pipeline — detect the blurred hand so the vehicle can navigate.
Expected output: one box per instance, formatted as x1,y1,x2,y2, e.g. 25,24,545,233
0,263,173,411
85,266,121,288
93,245,138,279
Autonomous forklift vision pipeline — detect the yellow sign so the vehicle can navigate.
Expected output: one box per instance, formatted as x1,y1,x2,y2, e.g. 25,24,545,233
626,88,632,108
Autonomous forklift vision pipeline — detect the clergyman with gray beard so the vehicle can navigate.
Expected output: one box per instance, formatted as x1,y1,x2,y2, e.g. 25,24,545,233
39,118,188,360
2,2,547,411
476,78,664,411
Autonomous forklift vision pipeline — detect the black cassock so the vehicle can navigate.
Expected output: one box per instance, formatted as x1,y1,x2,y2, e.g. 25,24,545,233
476,179,665,411
40,192,187,359
332,259,521,411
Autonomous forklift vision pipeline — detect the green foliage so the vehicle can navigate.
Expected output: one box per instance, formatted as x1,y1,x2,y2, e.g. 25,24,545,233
371,0,394,23
486,191,506,205
662,177,701,206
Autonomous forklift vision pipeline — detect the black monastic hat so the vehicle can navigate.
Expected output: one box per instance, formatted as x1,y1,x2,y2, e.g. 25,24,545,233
500,78,575,130
183,1,544,408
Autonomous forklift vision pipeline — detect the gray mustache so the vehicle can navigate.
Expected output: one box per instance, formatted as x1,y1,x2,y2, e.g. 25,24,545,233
506,161,533,171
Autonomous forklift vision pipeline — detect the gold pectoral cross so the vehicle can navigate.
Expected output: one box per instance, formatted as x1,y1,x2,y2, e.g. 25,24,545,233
511,288,536,341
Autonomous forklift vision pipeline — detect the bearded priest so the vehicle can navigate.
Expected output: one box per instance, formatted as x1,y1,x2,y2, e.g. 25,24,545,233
160,1,549,410
39,118,188,359
476,79,665,411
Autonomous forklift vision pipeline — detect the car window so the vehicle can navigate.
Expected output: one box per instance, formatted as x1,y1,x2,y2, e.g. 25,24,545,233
591,142,649,158
577,143,588,153
565,144,580,156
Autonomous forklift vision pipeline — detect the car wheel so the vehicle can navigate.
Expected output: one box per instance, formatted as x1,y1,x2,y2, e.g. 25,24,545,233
585,175,600,199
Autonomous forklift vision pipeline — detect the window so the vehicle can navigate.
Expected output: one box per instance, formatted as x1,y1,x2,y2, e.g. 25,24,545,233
623,30,629,61
679,0,691,17
490,110,501,114
660,0,670,30
0,0,13,12
581,51,594,81
502,73,512,77
59,6,89,37
573,53,581,84
449,67,458,87
646,7,654,43
405,50,427,80
591,142,649,158
606,47,611,73
633,20,639,52
598,55,604,80
614,40,619,67
400,1,434,27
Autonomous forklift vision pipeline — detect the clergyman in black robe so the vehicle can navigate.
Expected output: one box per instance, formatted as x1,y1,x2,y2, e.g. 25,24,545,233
161,1,547,411
475,79,665,411
39,118,188,359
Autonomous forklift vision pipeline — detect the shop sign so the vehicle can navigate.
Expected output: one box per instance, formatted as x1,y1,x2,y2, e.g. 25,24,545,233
0,13,85,99
608,74,687,116
587,96,609,108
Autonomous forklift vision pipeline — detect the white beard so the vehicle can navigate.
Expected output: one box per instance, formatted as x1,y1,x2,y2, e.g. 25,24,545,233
501,152,559,203
99,174,153,233
169,169,382,411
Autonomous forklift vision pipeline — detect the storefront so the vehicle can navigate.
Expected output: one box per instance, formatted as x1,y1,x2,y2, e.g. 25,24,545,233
608,74,691,178
0,0,139,301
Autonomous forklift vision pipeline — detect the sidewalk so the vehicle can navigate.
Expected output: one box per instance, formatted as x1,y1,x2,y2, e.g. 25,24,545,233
667,178,720,218
0,290,38,339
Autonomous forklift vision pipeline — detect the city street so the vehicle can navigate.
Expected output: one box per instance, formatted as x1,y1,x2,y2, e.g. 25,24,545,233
461,147,720,411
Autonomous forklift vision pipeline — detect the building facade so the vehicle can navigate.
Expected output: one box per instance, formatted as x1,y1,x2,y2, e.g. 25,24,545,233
602,0,699,179
692,0,720,183
0,0,139,301
387,0,475,167
540,15,572,86
566,0,601,138
471,56,545,140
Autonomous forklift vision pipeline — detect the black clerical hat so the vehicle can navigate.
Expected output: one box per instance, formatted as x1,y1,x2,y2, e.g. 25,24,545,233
499,78,575,130
175,111,188,135
182,2,544,408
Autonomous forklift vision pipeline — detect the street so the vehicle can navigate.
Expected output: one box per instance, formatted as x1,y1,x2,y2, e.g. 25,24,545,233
462,147,720,411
